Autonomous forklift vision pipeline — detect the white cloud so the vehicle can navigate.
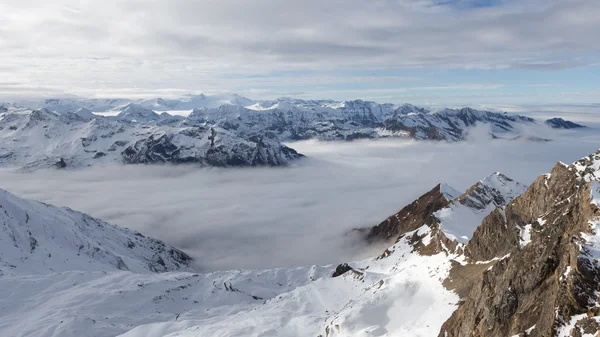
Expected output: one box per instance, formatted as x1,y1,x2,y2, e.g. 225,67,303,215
1,114,599,271
0,0,598,99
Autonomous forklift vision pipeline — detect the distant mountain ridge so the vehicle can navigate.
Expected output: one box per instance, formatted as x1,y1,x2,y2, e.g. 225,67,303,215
0,94,586,170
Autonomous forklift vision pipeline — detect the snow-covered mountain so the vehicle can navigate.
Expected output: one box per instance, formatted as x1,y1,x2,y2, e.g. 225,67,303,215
366,172,527,246
0,94,586,170
0,107,302,170
0,188,191,275
187,100,549,142
5,149,600,336
545,117,586,129
0,183,460,337
434,172,528,243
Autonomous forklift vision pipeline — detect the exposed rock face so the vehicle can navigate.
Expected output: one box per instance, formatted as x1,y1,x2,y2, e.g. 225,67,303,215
332,263,355,277
366,184,453,243
362,151,600,336
55,158,67,169
121,130,303,167
0,106,303,170
122,133,198,164
546,117,586,129
439,152,600,337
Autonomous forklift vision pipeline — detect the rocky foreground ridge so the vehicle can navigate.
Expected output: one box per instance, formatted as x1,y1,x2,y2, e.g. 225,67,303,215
364,150,600,336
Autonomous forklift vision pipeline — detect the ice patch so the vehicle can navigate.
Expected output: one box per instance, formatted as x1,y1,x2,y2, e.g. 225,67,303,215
518,224,533,248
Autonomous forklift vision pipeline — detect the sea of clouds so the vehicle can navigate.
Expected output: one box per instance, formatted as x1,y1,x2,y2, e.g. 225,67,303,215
1,120,600,271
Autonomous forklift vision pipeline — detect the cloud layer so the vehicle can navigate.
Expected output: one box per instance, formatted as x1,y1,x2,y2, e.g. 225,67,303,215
1,0,599,101
1,121,599,271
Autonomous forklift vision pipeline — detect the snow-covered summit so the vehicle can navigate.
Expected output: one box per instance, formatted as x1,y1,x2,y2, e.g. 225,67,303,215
74,107,96,120
0,105,303,170
117,103,161,123
434,172,527,243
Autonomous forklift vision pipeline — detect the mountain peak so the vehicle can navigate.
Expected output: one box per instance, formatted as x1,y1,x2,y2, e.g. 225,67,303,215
434,173,527,244
117,103,160,122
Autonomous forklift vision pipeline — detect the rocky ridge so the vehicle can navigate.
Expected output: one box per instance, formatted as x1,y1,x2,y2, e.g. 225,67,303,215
0,94,586,170
365,150,600,336
0,106,302,170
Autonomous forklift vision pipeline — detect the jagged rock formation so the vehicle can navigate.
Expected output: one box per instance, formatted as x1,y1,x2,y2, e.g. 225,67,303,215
187,102,558,142
436,151,600,336
1,95,585,170
366,184,454,243
364,155,600,336
0,107,303,170
367,173,526,245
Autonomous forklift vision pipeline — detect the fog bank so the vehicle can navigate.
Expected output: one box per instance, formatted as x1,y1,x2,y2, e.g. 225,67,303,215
1,125,599,271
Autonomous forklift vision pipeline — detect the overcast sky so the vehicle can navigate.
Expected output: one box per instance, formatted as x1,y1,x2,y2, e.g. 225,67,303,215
1,0,599,105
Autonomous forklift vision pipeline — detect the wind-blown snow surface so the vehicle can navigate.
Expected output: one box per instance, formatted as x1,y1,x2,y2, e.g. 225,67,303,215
0,189,458,337
1,124,600,271
0,189,191,275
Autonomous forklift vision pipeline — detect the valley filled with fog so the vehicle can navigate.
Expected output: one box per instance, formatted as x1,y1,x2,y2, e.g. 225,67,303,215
2,115,600,271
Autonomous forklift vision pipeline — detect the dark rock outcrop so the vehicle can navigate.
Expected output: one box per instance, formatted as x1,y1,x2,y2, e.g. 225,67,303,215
55,158,67,169
546,118,586,129
121,133,197,164
366,184,452,243
332,263,354,277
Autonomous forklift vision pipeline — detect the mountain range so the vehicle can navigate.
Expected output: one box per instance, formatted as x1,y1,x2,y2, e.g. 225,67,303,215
3,148,600,336
0,93,586,170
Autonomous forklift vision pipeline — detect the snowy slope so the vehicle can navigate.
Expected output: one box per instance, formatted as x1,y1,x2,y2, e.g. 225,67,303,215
0,107,302,170
9,95,582,143
0,223,459,337
5,149,600,337
434,173,527,243
187,100,552,142
0,188,191,275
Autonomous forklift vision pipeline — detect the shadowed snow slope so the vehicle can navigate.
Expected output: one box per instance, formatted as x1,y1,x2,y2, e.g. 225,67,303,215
434,173,527,243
